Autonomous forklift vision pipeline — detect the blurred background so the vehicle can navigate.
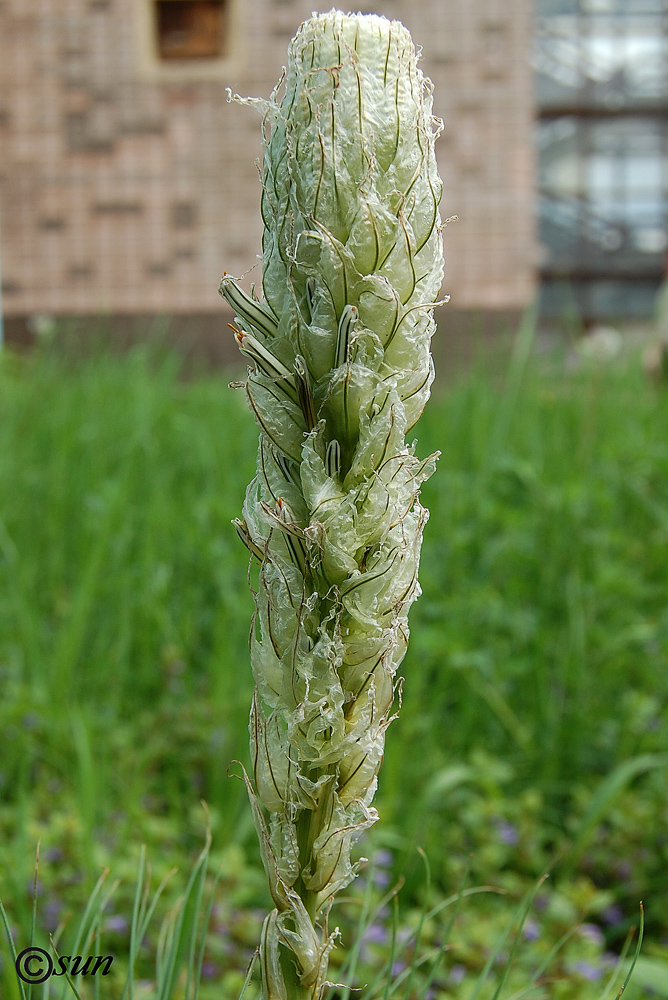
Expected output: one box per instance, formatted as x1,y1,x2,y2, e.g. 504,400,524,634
1,2,668,998
0,0,533,360
3,0,667,358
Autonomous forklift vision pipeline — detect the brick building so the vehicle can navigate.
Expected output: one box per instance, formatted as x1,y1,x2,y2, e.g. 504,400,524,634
0,0,537,356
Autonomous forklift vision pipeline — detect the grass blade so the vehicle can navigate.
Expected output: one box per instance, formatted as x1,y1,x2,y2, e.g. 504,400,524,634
0,897,28,1000
238,948,259,1000
336,865,376,1000
614,903,644,1000
565,757,668,875
467,874,547,1000
27,842,40,1000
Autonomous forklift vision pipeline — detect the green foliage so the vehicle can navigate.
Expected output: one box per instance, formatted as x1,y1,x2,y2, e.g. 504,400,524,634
0,835,651,1000
0,339,667,994
0,346,257,843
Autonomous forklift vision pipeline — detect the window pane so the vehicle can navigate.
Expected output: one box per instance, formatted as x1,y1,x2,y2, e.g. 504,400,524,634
538,117,668,278
536,1,668,316
535,11,668,109
537,1,668,14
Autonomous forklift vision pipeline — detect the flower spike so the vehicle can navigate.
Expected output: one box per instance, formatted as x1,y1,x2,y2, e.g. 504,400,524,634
221,11,444,998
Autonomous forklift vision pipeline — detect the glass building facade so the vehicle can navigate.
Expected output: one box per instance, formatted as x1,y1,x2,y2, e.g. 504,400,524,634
535,0,668,319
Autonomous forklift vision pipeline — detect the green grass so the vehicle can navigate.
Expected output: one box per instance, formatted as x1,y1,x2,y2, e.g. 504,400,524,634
0,336,667,996
0,346,257,842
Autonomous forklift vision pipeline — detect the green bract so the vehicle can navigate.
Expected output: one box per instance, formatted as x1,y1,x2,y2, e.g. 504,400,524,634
220,10,445,998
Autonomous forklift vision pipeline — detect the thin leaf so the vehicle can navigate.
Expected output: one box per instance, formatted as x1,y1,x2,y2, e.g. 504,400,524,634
28,842,40,1000
48,939,85,1000
467,874,548,1000
615,903,644,1000
0,897,28,1000
401,848,431,1000
566,757,668,874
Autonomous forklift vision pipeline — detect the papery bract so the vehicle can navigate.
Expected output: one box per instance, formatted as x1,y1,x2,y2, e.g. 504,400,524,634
220,10,445,998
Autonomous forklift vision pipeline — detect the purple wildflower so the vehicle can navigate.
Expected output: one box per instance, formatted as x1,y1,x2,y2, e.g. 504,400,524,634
602,904,624,926
363,923,388,945
523,918,540,942
579,923,604,946
372,868,391,889
201,961,219,980
42,899,63,932
494,819,519,846
448,964,466,985
372,849,394,869
392,961,406,977
105,915,129,935
570,960,603,981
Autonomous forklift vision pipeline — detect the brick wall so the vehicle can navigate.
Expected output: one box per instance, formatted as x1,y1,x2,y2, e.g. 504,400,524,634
0,0,537,320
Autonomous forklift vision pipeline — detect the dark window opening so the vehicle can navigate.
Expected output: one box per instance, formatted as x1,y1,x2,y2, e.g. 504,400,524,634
172,201,198,227
155,1,226,61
